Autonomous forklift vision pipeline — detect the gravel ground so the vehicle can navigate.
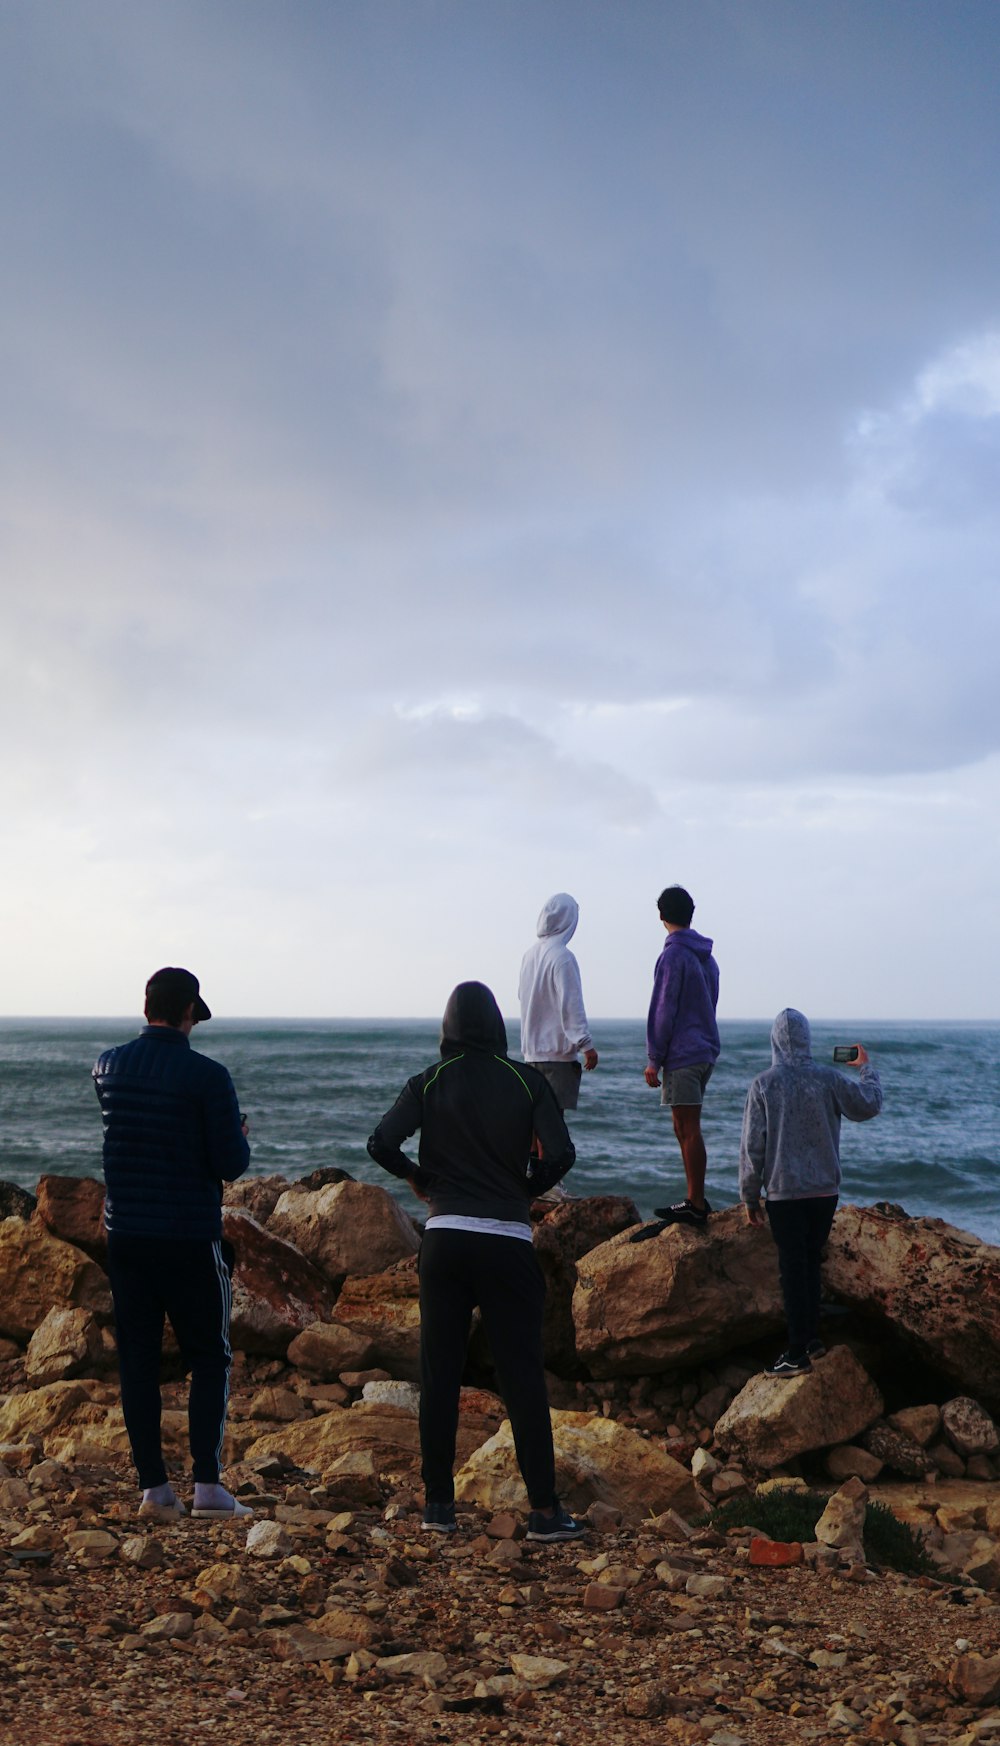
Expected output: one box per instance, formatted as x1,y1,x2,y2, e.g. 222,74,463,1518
4,1457,1000,1746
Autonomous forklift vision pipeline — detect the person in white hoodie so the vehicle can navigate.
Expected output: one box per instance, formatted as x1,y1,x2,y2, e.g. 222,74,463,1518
518,894,598,1114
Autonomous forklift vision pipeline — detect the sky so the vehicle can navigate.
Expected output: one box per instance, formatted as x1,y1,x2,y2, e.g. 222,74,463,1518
1,0,998,1022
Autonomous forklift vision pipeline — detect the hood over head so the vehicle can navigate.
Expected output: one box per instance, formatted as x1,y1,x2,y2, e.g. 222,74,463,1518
536,893,579,943
441,981,508,1057
770,1007,813,1066
666,927,714,958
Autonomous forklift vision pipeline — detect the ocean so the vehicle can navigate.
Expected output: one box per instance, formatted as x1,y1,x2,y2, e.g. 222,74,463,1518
1,1019,997,1241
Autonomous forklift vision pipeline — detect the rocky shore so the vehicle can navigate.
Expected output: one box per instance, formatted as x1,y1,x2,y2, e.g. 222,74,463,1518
6,1173,1000,1743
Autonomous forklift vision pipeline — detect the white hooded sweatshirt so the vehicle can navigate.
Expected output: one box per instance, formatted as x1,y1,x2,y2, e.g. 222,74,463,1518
518,893,594,1062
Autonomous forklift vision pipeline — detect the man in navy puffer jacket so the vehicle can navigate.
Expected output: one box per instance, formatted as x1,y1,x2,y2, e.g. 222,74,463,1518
93,967,251,1520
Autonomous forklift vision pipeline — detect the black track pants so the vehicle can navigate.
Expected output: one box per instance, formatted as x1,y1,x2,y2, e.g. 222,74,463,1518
418,1228,556,1510
107,1235,233,1489
765,1196,838,1359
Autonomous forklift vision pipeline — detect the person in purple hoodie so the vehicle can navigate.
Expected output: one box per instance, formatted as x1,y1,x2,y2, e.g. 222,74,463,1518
640,885,720,1230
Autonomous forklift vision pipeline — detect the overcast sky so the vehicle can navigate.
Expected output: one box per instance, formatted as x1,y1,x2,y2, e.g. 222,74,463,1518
1,0,998,1021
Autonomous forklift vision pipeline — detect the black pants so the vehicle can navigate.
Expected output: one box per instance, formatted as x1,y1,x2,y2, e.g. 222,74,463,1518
765,1197,838,1359
418,1228,556,1510
107,1235,233,1490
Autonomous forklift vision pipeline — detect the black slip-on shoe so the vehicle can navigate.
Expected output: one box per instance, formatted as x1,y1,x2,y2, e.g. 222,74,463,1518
651,1198,712,1228
629,1220,668,1244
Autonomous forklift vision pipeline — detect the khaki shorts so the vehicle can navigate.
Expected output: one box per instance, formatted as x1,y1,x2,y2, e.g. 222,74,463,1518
528,1060,583,1111
661,1062,714,1108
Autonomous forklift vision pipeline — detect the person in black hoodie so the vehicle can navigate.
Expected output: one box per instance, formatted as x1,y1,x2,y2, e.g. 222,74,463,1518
368,981,585,1540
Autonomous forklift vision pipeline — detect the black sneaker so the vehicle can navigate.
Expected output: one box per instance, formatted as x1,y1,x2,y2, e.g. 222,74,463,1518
525,1504,586,1543
629,1220,668,1244
767,1351,812,1376
651,1198,713,1228
421,1501,457,1533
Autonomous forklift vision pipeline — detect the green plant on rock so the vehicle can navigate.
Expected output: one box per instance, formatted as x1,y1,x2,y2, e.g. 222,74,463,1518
706,1488,933,1576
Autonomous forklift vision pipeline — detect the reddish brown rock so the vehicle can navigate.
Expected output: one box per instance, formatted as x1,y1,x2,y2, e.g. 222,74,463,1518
25,1307,105,1384
268,1179,419,1288
223,1209,336,1356
532,1195,641,1373
573,1203,784,1376
0,1217,111,1342
287,1320,376,1379
714,1346,883,1469
223,1174,292,1224
950,1651,1000,1706
333,1255,421,1381
583,1583,623,1610
749,1536,803,1566
34,1175,107,1262
455,1410,699,1522
823,1204,1000,1409
245,1398,498,1474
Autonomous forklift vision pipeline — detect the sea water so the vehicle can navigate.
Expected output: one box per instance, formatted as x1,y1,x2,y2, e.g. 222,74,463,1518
0,1019,997,1240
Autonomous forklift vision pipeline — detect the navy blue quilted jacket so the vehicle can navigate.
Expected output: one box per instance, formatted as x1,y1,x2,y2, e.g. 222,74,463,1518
93,1026,250,1239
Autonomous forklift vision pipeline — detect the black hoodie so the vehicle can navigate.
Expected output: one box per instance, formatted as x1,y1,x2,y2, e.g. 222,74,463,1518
367,981,575,1221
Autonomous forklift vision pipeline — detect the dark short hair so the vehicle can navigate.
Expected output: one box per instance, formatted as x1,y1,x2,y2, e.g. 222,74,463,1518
144,967,211,1026
657,885,695,926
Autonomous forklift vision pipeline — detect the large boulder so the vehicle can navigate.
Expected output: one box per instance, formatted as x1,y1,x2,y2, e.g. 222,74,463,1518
47,1403,238,1467
823,1205,1000,1409
0,1182,37,1220
245,1395,503,1475
0,1380,89,1444
34,1175,107,1262
532,1196,642,1374
223,1174,292,1225
714,1345,883,1470
268,1180,420,1288
572,1203,783,1377
0,1217,111,1342
332,1255,422,1381
287,1321,376,1379
223,1209,336,1355
25,1308,105,1384
455,1409,700,1522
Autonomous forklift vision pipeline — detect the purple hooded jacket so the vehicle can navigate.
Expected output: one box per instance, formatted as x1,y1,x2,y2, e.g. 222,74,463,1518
646,928,721,1073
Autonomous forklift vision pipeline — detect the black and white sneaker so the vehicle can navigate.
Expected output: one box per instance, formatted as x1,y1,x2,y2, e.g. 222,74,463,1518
526,1504,586,1543
767,1351,812,1377
421,1501,457,1533
651,1198,713,1229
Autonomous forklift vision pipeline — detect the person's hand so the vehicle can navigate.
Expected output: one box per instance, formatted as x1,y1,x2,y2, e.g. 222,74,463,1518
583,1049,599,1071
240,1112,250,1138
745,1202,766,1227
408,1177,431,1204
850,1044,869,1067
644,1065,660,1089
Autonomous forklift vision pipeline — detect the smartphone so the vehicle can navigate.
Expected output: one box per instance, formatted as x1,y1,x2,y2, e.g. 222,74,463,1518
833,1046,860,1064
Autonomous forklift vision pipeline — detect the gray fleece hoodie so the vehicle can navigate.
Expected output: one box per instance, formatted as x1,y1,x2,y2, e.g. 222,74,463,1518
739,1008,882,1205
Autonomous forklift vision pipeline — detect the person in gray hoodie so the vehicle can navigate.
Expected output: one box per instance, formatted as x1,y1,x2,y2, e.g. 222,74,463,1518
740,1008,882,1376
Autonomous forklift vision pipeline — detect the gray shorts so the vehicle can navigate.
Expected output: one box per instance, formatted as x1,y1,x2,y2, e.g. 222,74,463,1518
527,1060,583,1111
661,1062,714,1108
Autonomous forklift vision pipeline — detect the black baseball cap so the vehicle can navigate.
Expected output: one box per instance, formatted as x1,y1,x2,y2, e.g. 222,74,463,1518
145,966,212,1022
